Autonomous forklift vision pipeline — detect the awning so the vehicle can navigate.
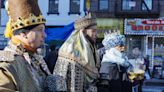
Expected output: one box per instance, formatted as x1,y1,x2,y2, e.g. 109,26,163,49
45,22,74,42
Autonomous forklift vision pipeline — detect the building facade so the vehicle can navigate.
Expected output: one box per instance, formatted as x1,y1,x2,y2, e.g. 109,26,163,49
0,0,8,49
90,0,162,18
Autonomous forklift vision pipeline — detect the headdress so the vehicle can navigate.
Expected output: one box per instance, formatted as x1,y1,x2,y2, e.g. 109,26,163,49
74,13,97,30
102,30,125,49
4,0,46,38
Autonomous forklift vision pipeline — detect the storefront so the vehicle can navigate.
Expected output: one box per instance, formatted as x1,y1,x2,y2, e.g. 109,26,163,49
125,19,164,76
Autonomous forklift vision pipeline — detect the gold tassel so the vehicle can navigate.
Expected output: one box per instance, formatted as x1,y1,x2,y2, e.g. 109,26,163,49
4,18,13,38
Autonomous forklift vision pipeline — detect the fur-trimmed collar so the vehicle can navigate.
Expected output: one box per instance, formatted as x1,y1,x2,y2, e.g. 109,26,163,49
101,48,126,65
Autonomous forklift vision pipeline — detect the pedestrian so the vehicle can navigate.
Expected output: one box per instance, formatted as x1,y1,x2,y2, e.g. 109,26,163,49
128,47,146,92
0,0,55,91
98,32,132,92
53,13,100,92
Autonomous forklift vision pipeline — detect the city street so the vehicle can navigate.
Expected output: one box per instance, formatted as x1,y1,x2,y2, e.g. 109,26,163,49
142,79,164,92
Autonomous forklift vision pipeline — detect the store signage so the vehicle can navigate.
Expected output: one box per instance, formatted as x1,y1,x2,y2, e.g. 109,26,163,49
125,19,164,35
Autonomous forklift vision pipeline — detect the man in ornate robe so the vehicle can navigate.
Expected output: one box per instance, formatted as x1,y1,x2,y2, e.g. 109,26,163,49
53,14,100,92
0,0,56,91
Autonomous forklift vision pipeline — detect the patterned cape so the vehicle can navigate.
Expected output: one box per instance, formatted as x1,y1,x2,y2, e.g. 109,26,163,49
53,29,99,91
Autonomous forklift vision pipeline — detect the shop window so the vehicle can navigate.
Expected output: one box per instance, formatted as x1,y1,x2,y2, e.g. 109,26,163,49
147,37,153,60
154,37,164,66
122,0,135,10
1,0,5,8
148,37,152,50
69,0,80,15
127,36,144,58
153,37,164,79
99,0,109,11
142,0,152,10
48,0,59,14
129,38,142,51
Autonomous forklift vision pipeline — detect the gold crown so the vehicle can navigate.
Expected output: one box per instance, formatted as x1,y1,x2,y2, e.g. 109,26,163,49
4,0,46,38
74,18,97,30
11,14,46,31
74,13,97,30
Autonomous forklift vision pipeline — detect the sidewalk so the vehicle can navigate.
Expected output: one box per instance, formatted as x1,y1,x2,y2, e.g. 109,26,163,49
142,78,164,92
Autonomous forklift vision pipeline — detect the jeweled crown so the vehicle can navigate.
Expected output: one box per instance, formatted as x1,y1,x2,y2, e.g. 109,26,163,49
4,0,46,38
74,13,97,30
11,14,46,31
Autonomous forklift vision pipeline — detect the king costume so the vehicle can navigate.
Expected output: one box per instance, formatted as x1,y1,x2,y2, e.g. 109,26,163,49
0,0,55,92
53,14,100,92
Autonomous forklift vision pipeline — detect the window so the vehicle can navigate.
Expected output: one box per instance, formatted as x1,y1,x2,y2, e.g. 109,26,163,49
48,0,59,14
99,0,109,11
142,0,152,10
122,0,135,10
69,0,80,14
127,36,144,58
1,0,5,8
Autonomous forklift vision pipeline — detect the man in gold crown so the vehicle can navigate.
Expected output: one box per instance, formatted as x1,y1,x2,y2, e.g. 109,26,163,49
0,0,55,92
53,13,100,92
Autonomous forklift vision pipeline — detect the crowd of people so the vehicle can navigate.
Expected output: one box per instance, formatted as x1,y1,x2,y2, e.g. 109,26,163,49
0,0,149,92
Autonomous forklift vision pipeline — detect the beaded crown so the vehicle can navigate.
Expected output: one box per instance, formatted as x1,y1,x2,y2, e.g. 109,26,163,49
74,13,97,30
102,30,125,49
4,0,46,38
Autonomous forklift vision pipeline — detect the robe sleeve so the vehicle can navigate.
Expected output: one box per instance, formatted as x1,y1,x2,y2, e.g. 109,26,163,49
53,59,69,91
0,68,17,92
